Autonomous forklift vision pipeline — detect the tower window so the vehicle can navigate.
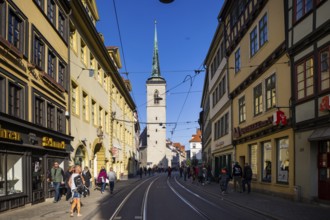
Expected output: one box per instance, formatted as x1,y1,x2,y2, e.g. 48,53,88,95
154,90,161,104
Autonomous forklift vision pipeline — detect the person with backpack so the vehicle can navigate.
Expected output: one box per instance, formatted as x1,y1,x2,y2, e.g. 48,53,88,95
68,165,85,217
242,163,253,193
232,162,243,193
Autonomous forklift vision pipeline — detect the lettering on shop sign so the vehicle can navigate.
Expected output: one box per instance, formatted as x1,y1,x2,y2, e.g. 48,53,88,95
0,128,21,141
233,116,273,138
42,137,65,149
320,95,330,111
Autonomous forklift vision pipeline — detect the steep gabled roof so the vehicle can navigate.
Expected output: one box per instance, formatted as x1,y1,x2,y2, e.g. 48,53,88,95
189,129,202,143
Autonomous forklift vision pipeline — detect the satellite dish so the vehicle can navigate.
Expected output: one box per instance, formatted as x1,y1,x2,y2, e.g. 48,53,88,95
159,0,174,3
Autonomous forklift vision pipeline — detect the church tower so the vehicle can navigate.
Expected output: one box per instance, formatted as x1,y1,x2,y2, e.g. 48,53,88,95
146,21,167,169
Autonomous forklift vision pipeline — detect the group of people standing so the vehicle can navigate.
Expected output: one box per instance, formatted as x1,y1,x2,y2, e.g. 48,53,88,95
219,162,253,195
48,162,117,217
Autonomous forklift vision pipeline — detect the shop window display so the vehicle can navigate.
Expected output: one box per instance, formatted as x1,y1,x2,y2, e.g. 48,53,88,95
249,144,258,179
0,153,23,196
277,138,289,183
262,142,272,182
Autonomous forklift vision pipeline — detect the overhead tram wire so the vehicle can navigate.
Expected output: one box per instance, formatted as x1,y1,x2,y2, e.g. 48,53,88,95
112,0,138,107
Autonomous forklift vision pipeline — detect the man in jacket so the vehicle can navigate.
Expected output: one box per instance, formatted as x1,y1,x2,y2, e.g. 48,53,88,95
232,162,243,193
243,163,253,193
48,161,64,203
107,167,116,194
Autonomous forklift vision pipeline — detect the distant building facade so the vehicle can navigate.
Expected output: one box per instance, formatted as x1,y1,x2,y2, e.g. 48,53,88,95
189,129,202,162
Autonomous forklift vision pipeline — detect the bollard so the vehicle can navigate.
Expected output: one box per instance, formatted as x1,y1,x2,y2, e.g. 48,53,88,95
294,185,301,202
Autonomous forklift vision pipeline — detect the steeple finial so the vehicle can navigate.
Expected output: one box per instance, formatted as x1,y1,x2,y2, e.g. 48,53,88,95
151,20,161,77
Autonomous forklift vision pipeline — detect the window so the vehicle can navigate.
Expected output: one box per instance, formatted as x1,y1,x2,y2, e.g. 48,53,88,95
296,57,314,100
249,144,258,179
0,154,23,196
319,47,330,92
214,112,229,140
46,103,55,129
8,82,23,118
57,109,64,133
70,24,77,52
47,0,55,25
47,50,56,79
34,0,44,10
34,36,45,70
58,62,65,87
154,90,160,104
259,14,268,47
82,92,89,121
99,106,103,127
80,39,86,64
35,97,44,126
92,99,97,126
238,96,246,123
71,82,78,115
254,83,263,116
295,0,313,21
235,48,241,73
265,74,276,110
262,141,272,182
0,77,5,113
277,138,289,183
58,11,66,39
8,10,23,52
105,111,109,133
104,74,108,91
97,65,102,84
250,27,258,56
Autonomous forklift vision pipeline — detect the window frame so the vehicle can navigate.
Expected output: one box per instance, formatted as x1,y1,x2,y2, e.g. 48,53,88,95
250,26,258,57
254,83,263,116
276,137,289,184
8,81,24,119
294,0,313,23
235,48,241,73
238,96,246,123
265,74,276,111
47,0,56,26
295,56,314,102
35,96,45,126
319,45,330,93
259,13,268,47
46,103,55,130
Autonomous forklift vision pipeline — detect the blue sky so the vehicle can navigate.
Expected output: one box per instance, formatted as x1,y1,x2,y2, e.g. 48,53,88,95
96,0,223,149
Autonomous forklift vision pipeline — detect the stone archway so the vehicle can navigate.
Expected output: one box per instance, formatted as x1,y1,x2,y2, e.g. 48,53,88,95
93,142,106,174
73,145,88,167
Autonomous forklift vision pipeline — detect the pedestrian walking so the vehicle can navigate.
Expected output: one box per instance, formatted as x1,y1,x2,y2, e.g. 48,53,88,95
242,163,253,193
232,162,243,192
97,166,107,194
65,165,74,201
139,167,143,178
183,166,188,181
167,166,172,178
219,167,230,195
82,166,91,196
69,165,84,217
47,161,64,203
107,167,117,194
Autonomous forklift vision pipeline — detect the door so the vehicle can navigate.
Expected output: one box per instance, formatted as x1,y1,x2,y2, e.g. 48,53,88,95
32,156,45,204
318,141,330,200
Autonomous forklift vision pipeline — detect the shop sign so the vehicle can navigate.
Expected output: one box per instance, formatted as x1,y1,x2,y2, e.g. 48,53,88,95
273,110,287,126
42,137,65,149
320,95,330,111
111,147,118,157
0,128,21,141
233,116,273,138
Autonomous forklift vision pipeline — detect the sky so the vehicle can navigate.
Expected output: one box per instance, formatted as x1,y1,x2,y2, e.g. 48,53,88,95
95,0,224,149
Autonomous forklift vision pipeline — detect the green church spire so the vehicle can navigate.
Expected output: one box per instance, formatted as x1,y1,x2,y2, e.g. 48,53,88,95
151,20,161,77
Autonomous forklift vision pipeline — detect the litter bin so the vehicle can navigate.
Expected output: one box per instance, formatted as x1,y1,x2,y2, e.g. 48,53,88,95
294,185,301,202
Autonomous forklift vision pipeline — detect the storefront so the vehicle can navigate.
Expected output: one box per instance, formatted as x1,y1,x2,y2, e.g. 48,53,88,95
233,118,294,198
0,119,72,213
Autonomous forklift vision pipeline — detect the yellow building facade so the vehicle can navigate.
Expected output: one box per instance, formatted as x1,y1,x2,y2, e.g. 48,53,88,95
0,0,72,211
69,0,137,181
220,0,294,198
